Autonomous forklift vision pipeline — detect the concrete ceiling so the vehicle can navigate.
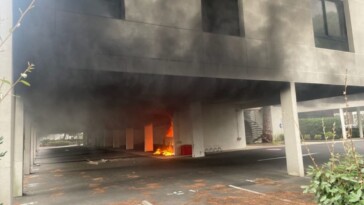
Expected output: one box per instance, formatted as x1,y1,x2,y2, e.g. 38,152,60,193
18,69,364,134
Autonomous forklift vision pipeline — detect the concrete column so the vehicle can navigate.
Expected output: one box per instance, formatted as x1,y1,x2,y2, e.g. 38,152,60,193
0,0,14,203
280,82,304,177
172,114,179,155
13,98,24,197
189,102,205,158
23,114,31,175
236,109,247,148
144,124,153,152
104,130,113,148
126,128,134,150
357,108,363,138
82,132,88,146
113,130,121,148
339,108,347,139
30,128,37,167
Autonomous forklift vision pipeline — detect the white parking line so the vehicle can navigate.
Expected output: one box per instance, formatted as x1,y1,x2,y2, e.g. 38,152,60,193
257,153,318,162
228,185,264,195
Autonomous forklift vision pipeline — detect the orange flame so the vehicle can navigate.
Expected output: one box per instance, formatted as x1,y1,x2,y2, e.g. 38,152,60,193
153,145,174,156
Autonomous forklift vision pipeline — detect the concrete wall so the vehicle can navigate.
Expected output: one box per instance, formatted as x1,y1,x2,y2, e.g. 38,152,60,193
174,107,193,155
202,104,245,152
174,103,246,155
271,106,284,140
153,125,169,145
14,0,364,86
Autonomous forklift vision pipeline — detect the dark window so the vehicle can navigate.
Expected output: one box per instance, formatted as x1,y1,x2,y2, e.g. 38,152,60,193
201,0,242,36
311,0,349,51
58,0,125,19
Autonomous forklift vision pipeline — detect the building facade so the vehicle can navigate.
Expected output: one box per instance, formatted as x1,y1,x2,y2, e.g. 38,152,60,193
1,0,364,204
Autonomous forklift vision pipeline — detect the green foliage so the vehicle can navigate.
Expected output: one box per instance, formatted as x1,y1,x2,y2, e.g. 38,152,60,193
303,134,312,140
302,146,364,205
314,134,323,140
300,117,343,138
324,131,335,140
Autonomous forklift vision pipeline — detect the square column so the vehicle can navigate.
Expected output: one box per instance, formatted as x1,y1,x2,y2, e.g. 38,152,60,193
357,108,363,138
30,128,36,167
83,131,88,146
236,109,247,148
13,98,24,197
144,124,153,152
189,102,205,158
0,0,14,203
280,82,304,177
339,108,347,139
126,128,134,150
113,130,121,148
23,114,31,175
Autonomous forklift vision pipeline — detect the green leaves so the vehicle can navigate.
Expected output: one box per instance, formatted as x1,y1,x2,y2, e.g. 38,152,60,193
303,151,364,205
20,80,30,86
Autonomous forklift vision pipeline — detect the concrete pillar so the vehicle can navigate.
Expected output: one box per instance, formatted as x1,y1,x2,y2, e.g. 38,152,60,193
172,114,179,155
236,109,247,148
280,82,304,177
82,131,88,146
113,130,121,148
0,0,14,203
144,124,153,152
104,130,113,148
190,102,205,158
339,108,347,139
13,98,24,197
30,127,37,167
126,128,134,150
357,108,363,138
23,114,31,175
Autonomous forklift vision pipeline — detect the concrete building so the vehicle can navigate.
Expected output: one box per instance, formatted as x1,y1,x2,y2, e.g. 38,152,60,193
1,0,364,203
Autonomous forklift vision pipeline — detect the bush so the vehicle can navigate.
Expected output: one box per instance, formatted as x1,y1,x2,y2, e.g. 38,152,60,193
303,146,364,204
314,134,322,140
303,134,311,140
324,132,335,140
299,117,342,138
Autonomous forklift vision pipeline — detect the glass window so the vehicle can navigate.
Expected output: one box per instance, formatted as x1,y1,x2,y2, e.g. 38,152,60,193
201,0,242,36
58,0,125,19
311,0,349,51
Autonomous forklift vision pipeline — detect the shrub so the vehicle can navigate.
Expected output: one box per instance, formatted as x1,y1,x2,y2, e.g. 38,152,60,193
299,117,343,138
303,134,311,141
314,134,322,140
303,145,364,205
324,132,335,140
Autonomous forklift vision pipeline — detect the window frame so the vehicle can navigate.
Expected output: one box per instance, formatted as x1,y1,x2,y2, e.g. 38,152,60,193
201,0,242,37
314,0,348,43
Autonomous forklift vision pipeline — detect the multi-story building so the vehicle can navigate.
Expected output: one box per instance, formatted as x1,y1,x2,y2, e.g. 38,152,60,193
1,0,364,203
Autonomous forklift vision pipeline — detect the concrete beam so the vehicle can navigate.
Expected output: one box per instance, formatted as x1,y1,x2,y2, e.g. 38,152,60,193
190,102,205,158
13,98,24,197
280,82,304,177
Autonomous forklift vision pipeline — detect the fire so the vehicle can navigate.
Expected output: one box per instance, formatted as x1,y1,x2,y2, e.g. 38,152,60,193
154,121,175,156
153,145,174,156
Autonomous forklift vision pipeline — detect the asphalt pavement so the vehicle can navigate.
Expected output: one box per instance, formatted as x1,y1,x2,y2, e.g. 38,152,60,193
14,139,364,205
